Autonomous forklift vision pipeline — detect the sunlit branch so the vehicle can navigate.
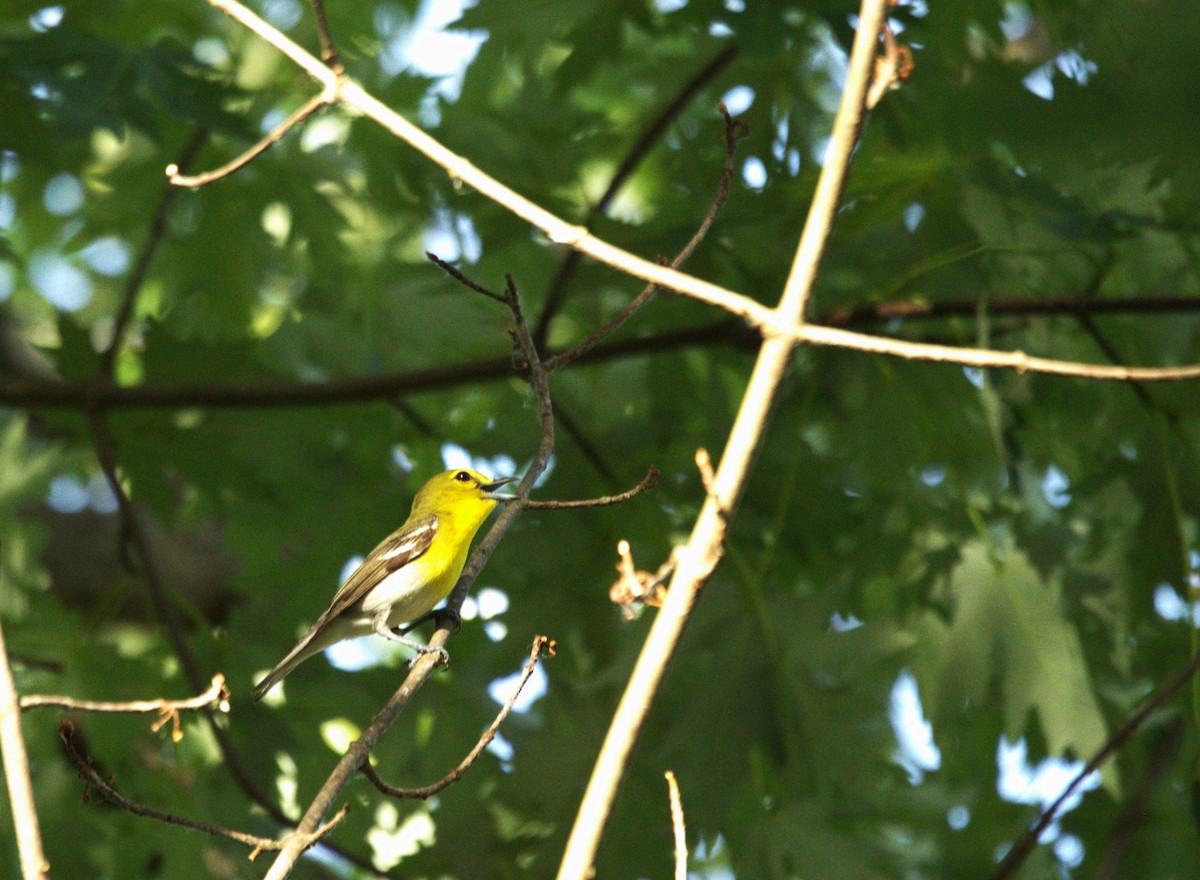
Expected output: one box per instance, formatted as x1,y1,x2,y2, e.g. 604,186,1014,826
167,88,333,188
555,2,892,876
21,675,229,743
0,604,49,880
362,636,553,799
664,771,687,880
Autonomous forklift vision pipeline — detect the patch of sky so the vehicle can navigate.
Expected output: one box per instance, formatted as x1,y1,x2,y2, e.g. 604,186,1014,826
261,0,302,30
378,0,486,104
29,251,91,312
79,237,130,276
903,202,925,232
486,729,514,763
193,37,229,67
488,661,546,713
996,736,1100,841
1040,464,1071,508
948,805,970,830
29,6,63,31
741,156,766,190
653,0,688,11
920,465,946,487
44,172,83,216
440,443,518,482
709,21,734,38
0,193,16,228
963,366,985,389
829,611,863,632
889,669,941,783
423,208,482,264
720,85,755,116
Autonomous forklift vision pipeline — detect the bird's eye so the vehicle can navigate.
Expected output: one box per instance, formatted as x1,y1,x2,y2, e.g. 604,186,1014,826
454,471,472,483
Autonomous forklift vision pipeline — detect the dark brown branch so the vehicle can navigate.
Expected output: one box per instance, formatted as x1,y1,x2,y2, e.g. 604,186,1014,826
262,272,557,879
362,636,553,799
533,44,738,347
425,252,508,302
553,402,620,487
308,0,344,74
167,89,332,188
85,401,393,877
544,106,745,374
1094,716,1185,880
59,720,348,858
525,466,659,510
100,130,208,379
988,645,1200,880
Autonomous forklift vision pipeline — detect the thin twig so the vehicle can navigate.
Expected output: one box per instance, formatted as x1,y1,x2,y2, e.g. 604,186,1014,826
190,0,1200,386
533,44,738,346
664,770,687,880
167,88,333,188
59,720,348,859
362,636,554,799
22,674,229,742
988,645,1200,880
261,272,556,880
525,466,659,510
100,129,208,378
555,4,891,877
424,253,508,302
307,0,344,74
544,107,745,374
0,590,49,880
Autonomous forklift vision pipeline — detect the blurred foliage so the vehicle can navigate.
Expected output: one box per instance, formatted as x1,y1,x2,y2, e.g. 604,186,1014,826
2,0,1200,878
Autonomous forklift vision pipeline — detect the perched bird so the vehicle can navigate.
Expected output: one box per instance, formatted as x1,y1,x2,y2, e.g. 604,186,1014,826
252,469,516,701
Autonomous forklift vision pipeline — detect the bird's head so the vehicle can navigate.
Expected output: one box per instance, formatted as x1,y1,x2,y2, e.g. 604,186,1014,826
411,468,518,522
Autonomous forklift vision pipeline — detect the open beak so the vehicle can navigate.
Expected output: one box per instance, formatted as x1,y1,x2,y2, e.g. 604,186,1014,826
481,475,519,501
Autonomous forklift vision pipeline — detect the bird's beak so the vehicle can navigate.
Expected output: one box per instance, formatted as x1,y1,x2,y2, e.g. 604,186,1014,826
481,475,519,501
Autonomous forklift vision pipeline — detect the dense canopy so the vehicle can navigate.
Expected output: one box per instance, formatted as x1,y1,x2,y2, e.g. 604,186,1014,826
2,1,1200,878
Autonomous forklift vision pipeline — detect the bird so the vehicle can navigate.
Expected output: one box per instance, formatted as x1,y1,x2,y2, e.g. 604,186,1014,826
252,468,516,701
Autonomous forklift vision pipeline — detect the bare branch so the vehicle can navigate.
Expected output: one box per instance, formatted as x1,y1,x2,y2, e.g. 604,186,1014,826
794,323,1200,382
0,598,49,880
362,636,554,799
308,0,344,74
556,3,893,877
525,466,660,510
101,129,208,378
261,273,557,880
167,88,333,189
664,771,687,880
543,107,746,373
59,720,348,858
534,44,739,346
988,646,1200,880
22,674,229,742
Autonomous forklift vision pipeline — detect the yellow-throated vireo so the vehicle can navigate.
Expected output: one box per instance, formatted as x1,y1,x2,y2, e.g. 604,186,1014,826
252,468,516,701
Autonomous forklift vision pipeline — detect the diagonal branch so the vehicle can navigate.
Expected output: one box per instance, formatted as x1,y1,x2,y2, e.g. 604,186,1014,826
988,645,1200,880
261,273,556,880
362,636,553,799
533,44,738,346
543,107,745,374
59,720,348,859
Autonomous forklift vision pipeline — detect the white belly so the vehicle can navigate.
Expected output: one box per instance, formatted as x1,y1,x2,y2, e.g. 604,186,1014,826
355,563,442,628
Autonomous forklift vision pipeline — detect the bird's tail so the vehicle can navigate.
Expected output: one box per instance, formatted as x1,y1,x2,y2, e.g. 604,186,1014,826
252,628,326,701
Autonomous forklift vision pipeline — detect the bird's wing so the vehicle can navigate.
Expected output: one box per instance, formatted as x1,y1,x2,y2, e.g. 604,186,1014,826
320,515,439,623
